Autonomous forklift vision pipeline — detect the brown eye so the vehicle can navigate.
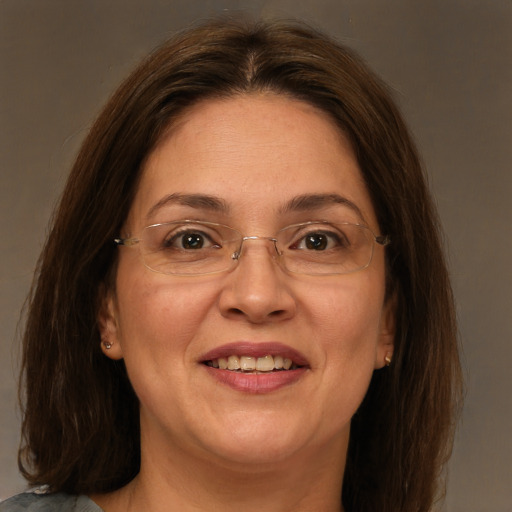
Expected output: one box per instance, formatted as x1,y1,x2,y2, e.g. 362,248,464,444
181,233,206,249
305,234,328,250
163,230,216,250
293,230,346,251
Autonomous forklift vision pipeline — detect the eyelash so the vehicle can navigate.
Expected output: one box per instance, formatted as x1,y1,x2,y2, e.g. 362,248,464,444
160,225,352,252
163,229,219,250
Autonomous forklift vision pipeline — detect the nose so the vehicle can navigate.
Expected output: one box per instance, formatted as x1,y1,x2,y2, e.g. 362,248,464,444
218,237,297,324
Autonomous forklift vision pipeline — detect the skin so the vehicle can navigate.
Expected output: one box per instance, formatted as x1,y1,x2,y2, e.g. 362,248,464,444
96,94,395,512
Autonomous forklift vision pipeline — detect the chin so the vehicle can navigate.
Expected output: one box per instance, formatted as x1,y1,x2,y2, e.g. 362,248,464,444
196,413,322,467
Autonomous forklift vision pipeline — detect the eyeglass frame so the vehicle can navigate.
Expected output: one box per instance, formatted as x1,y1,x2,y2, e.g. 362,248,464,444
114,219,390,276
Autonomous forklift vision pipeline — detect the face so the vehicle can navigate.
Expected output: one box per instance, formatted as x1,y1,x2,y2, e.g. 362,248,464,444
100,94,394,469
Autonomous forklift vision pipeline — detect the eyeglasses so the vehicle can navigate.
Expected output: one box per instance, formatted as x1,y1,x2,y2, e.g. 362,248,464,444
114,220,390,276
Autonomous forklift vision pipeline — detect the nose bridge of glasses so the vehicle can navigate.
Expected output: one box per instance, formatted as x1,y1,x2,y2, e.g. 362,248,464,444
231,235,280,261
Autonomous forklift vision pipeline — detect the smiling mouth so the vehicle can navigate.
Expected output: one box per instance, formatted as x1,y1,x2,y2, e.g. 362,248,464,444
204,354,301,373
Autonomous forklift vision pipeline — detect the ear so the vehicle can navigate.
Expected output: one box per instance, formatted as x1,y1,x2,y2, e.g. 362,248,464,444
375,292,396,369
97,285,124,361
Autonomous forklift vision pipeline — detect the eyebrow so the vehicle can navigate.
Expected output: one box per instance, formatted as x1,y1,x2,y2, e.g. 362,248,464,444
146,193,230,219
280,193,364,219
146,192,364,221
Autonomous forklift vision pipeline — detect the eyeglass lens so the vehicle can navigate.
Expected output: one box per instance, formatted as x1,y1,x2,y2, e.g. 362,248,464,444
136,221,380,276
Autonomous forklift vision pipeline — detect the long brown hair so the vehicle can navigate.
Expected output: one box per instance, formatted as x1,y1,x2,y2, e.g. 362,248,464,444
18,17,462,511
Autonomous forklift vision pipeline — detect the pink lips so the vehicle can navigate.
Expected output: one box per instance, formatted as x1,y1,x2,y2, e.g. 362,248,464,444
200,342,309,394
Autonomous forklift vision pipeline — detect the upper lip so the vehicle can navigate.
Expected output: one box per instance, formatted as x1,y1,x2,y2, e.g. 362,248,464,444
200,342,309,367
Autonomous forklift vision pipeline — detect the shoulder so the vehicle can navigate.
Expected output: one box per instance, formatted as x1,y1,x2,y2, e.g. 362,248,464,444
0,491,102,512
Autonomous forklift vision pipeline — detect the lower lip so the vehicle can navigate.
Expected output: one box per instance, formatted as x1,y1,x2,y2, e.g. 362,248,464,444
203,365,307,394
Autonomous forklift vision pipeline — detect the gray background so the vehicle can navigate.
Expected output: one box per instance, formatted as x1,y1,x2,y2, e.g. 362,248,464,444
1,1,511,510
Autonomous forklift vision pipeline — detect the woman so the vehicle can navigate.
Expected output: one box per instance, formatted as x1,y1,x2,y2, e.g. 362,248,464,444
2,18,461,512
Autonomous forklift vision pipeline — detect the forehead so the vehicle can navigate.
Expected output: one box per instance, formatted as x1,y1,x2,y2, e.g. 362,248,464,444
128,94,378,230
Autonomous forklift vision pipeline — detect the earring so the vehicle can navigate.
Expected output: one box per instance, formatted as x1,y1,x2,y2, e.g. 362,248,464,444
103,340,112,350
384,354,392,367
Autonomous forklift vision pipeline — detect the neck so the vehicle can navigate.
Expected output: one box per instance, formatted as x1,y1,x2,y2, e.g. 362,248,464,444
93,427,347,512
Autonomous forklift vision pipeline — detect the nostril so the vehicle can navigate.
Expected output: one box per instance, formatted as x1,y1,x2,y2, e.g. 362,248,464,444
224,306,289,323
269,309,288,318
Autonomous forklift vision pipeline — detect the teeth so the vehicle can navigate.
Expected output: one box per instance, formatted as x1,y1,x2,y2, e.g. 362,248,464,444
227,355,240,370
256,354,274,372
207,355,300,372
240,356,256,371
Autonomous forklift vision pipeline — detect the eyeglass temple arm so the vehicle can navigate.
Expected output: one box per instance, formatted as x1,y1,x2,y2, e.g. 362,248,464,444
113,231,389,248
114,237,140,247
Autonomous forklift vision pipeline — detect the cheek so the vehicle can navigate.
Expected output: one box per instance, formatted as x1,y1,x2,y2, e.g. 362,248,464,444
307,273,386,410
112,271,222,415
114,266,218,360
292,275,386,440
309,274,385,351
